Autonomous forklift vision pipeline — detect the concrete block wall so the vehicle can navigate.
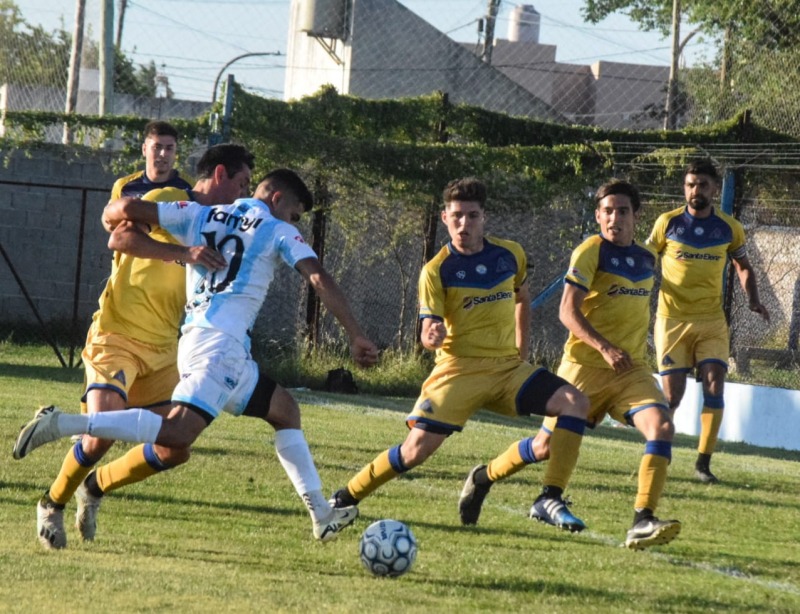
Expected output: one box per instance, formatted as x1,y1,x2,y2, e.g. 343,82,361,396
0,147,115,331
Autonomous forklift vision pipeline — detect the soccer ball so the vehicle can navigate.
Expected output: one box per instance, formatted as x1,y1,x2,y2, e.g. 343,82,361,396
359,519,417,578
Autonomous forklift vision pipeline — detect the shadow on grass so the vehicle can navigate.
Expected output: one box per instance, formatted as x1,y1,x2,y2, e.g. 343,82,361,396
0,361,83,383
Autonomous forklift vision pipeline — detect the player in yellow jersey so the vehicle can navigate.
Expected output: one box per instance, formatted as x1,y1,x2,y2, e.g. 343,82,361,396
34,144,254,550
331,177,590,532
648,159,769,484
110,120,193,199
535,179,680,548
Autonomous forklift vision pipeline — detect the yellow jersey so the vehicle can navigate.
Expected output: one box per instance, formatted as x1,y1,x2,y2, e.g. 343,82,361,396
92,186,193,346
562,234,656,368
110,169,193,199
418,236,527,361
648,206,746,321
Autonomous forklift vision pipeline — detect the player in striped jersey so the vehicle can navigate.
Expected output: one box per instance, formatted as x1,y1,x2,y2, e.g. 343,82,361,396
541,179,680,549
15,169,379,545
329,177,590,532
32,144,254,550
648,160,769,484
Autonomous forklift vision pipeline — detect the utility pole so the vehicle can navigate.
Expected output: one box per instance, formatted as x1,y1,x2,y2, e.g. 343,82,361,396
99,0,114,116
116,0,128,48
663,0,681,130
63,0,86,144
481,0,501,65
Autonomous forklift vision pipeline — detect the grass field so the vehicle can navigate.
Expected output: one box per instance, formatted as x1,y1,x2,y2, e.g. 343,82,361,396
1,346,799,613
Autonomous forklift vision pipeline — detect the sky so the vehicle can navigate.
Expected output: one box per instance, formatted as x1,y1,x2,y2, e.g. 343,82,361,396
11,0,716,104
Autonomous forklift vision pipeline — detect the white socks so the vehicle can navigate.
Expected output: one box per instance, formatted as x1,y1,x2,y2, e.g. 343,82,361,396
274,429,330,521
78,409,163,443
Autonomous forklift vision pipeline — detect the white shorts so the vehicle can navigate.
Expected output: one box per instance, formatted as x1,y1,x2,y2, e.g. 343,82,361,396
173,327,259,420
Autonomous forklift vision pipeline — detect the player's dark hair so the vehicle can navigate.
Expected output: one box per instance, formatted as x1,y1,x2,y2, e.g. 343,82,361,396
143,120,179,141
594,179,642,212
442,177,487,208
684,158,719,182
258,168,314,211
195,144,255,181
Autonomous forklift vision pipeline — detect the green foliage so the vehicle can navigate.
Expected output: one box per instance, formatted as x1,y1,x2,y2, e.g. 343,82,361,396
582,0,800,48
0,110,210,175
262,343,433,397
0,0,70,90
683,40,800,137
0,0,170,99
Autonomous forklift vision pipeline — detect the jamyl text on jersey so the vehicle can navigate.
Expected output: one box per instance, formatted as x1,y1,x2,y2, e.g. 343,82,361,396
207,207,264,232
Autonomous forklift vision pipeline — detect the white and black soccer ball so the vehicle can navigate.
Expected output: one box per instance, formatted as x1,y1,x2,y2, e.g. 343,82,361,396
359,519,417,578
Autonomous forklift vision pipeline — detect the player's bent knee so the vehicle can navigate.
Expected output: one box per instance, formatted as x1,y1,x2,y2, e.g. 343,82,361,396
657,419,675,441
154,445,191,467
547,385,589,418
79,436,115,461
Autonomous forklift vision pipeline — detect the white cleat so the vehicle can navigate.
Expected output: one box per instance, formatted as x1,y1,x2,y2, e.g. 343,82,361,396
625,517,681,550
313,505,359,543
13,405,63,460
37,496,67,550
75,480,103,541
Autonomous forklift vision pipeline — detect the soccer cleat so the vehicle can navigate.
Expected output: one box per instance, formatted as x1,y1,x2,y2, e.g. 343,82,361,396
75,480,102,541
529,495,586,532
695,466,719,484
329,487,359,509
625,517,681,550
313,505,359,543
37,495,67,550
458,464,491,525
13,405,63,460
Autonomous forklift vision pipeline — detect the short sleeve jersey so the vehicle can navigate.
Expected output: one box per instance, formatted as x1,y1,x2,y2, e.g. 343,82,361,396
93,186,193,346
562,234,657,368
157,197,317,351
111,170,193,199
647,206,746,321
418,236,527,360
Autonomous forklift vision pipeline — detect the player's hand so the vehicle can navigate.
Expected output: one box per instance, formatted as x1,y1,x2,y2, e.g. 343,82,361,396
182,246,227,271
350,335,379,368
750,302,770,322
600,344,633,374
425,321,447,349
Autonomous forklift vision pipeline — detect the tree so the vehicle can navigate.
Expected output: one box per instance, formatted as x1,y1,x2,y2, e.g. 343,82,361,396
582,1,800,132
582,1,800,50
0,0,166,98
0,0,70,89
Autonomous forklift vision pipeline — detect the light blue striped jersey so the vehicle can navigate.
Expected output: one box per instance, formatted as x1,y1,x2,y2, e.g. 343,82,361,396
157,197,316,350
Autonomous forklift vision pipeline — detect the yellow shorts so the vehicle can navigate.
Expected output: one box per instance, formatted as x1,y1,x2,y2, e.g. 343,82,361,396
544,361,667,430
408,355,567,432
654,316,729,375
81,323,178,409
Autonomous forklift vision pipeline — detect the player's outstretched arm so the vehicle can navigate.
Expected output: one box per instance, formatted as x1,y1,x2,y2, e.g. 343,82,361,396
103,197,159,232
294,258,379,367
